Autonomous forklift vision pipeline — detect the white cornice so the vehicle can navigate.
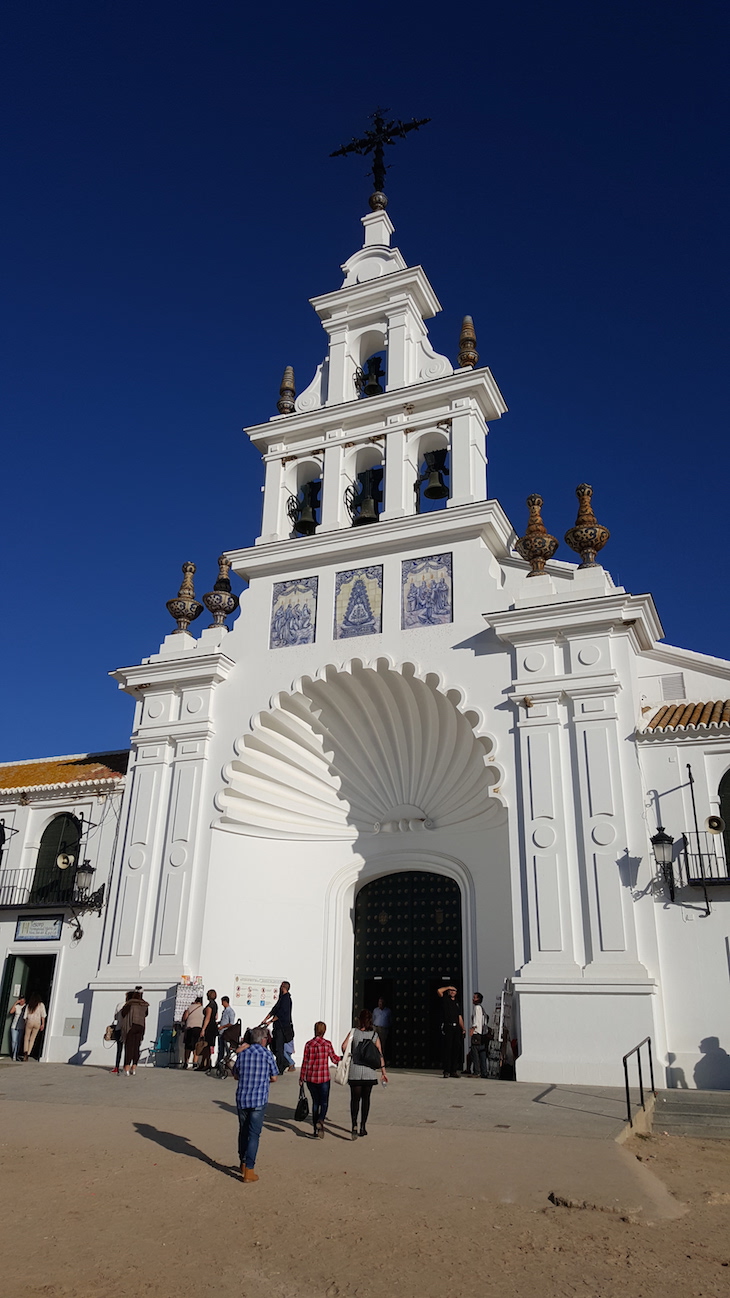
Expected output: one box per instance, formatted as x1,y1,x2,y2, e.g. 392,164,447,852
110,653,235,697
246,368,507,450
309,264,442,322
640,642,730,679
485,592,663,650
227,499,517,580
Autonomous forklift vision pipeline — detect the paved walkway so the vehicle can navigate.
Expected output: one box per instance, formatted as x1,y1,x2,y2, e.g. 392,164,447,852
0,1059,633,1138
0,1060,681,1220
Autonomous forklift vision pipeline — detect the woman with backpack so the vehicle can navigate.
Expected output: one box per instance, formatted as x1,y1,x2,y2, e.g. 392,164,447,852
120,989,148,1075
341,1008,387,1139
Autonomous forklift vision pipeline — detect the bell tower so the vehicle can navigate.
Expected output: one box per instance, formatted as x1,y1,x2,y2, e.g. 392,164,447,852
252,203,507,545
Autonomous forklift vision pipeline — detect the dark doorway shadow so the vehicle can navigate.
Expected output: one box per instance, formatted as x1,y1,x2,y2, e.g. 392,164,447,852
132,1122,240,1180
694,1038,730,1090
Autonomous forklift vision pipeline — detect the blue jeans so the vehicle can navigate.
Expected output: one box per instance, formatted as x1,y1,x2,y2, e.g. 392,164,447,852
307,1080,330,1128
10,1027,21,1060
237,1104,266,1169
283,1041,295,1069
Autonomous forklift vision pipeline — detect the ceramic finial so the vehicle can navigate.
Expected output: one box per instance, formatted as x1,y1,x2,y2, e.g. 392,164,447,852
166,562,203,634
457,316,478,369
515,494,559,577
564,484,610,568
203,556,240,629
277,366,296,415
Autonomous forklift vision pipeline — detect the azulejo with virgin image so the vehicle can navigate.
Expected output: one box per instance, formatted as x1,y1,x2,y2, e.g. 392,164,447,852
334,566,383,639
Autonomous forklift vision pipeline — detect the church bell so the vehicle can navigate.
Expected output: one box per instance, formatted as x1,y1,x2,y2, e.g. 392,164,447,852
355,355,385,399
346,466,383,526
423,449,450,500
287,479,320,536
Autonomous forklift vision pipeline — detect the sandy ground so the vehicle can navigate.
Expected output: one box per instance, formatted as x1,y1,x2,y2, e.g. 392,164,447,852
1,1066,729,1298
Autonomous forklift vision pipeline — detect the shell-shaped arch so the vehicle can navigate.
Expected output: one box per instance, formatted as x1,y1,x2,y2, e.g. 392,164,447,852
216,658,502,840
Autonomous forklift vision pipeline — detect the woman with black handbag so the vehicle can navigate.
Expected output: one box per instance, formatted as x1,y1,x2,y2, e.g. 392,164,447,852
299,1021,341,1137
342,1009,387,1139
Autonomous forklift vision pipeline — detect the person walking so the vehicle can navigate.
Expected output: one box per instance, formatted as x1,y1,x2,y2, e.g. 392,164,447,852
198,989,219,1072
371,997,391,1063
182,996,204,1068
8,995,26,1061
263,981,293,1075
111,991,133,1073
22,993,47,1061
233,1025,279,1183
299,1022,341,1138
437,984,465,1077
342,1009,387,1139
120,989,148,1075
469,992,490,1079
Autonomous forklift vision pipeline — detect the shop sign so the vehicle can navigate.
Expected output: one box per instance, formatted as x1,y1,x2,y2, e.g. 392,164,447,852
15,915,63,941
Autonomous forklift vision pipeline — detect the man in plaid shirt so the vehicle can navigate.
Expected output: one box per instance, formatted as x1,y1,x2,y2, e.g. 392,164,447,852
300,1021,341,1138
233,1026,279,1182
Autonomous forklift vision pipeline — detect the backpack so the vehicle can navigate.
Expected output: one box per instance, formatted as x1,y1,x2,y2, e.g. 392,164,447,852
353,1033,381,1070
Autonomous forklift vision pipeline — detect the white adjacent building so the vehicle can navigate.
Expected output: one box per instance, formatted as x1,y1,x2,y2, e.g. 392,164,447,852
3,200,729,1089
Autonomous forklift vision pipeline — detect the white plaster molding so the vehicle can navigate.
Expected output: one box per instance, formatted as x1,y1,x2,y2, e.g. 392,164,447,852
215,657,504,840
0,776,124,802
486,593,664,650
641,642,730,679
230,499,515,580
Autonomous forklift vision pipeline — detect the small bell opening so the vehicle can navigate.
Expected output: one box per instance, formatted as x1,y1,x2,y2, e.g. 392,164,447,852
355,351,387,400
345,465,383,527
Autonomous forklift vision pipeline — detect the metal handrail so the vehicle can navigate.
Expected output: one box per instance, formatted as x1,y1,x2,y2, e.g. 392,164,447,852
622,1035,656,1127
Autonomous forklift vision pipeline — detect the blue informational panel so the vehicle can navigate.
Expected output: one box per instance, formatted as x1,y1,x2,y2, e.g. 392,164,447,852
15,915,63,941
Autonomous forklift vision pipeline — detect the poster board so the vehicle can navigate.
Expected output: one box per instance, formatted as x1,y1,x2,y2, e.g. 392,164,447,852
233,975,282,1022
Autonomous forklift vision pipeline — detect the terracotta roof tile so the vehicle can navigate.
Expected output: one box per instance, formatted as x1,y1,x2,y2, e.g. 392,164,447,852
0,751,129,791
646,702,730,732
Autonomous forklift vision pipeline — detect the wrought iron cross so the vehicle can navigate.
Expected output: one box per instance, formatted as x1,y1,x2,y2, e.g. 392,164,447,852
331,108,430,208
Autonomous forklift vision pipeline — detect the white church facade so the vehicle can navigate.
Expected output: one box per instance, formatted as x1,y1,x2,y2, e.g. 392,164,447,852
2,198,729,1089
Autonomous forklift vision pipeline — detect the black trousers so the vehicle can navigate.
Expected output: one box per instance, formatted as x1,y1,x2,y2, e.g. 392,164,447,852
272,1023,289,1073
442,1025,463,1075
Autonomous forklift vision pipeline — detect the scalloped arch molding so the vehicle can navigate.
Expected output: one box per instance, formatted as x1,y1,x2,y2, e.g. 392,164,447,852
215,658,502,840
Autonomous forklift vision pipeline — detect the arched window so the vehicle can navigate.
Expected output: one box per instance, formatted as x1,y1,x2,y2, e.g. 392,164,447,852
30,814,82,903
719,770,730,865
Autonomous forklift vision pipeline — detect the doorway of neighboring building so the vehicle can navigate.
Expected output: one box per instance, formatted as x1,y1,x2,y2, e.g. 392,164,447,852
0,953,57,1059
353,871,463,1069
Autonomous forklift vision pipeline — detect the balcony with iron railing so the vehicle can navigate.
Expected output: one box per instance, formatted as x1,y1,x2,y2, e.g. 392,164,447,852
0,866,105,911
681,831,730,886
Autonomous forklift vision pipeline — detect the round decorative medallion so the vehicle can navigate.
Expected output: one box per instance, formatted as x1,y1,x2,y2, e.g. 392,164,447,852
523,652,546,674
146,699,164,719
577,644,601,666
169,845,188,868
186,694,203,715
591,823,617,846
532,825,556,849
127,847,146,870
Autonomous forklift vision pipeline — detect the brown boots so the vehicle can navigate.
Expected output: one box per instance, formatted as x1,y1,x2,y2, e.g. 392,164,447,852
241,1166,259,1183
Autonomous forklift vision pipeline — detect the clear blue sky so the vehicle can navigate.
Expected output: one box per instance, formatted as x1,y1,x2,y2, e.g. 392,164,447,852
1,1,727,760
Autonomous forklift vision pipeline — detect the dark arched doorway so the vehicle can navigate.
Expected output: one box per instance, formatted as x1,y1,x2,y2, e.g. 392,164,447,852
353,871,463,1069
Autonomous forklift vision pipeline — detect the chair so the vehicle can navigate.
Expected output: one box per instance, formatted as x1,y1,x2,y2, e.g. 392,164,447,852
145,1025,176,1067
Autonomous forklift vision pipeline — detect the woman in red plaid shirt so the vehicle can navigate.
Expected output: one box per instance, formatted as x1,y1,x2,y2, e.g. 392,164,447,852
299,1022,341,1138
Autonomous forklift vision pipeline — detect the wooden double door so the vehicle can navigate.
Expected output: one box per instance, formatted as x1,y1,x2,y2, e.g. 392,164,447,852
353,870,463,1070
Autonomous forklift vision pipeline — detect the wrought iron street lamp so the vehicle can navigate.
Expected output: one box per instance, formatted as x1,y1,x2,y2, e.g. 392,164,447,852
651,826,675,901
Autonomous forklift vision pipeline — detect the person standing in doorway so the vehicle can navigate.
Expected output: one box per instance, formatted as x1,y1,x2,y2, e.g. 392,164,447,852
233,1025,278,1183
120,990,148,1075
299,1022,341,1138
264,981,293,1076
8,995,26,1061
22,993,47,1061
372,997,392,1063
198,989,219,1072
437,984,465,1078
469,993,490,1079
342,1009,387,1139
